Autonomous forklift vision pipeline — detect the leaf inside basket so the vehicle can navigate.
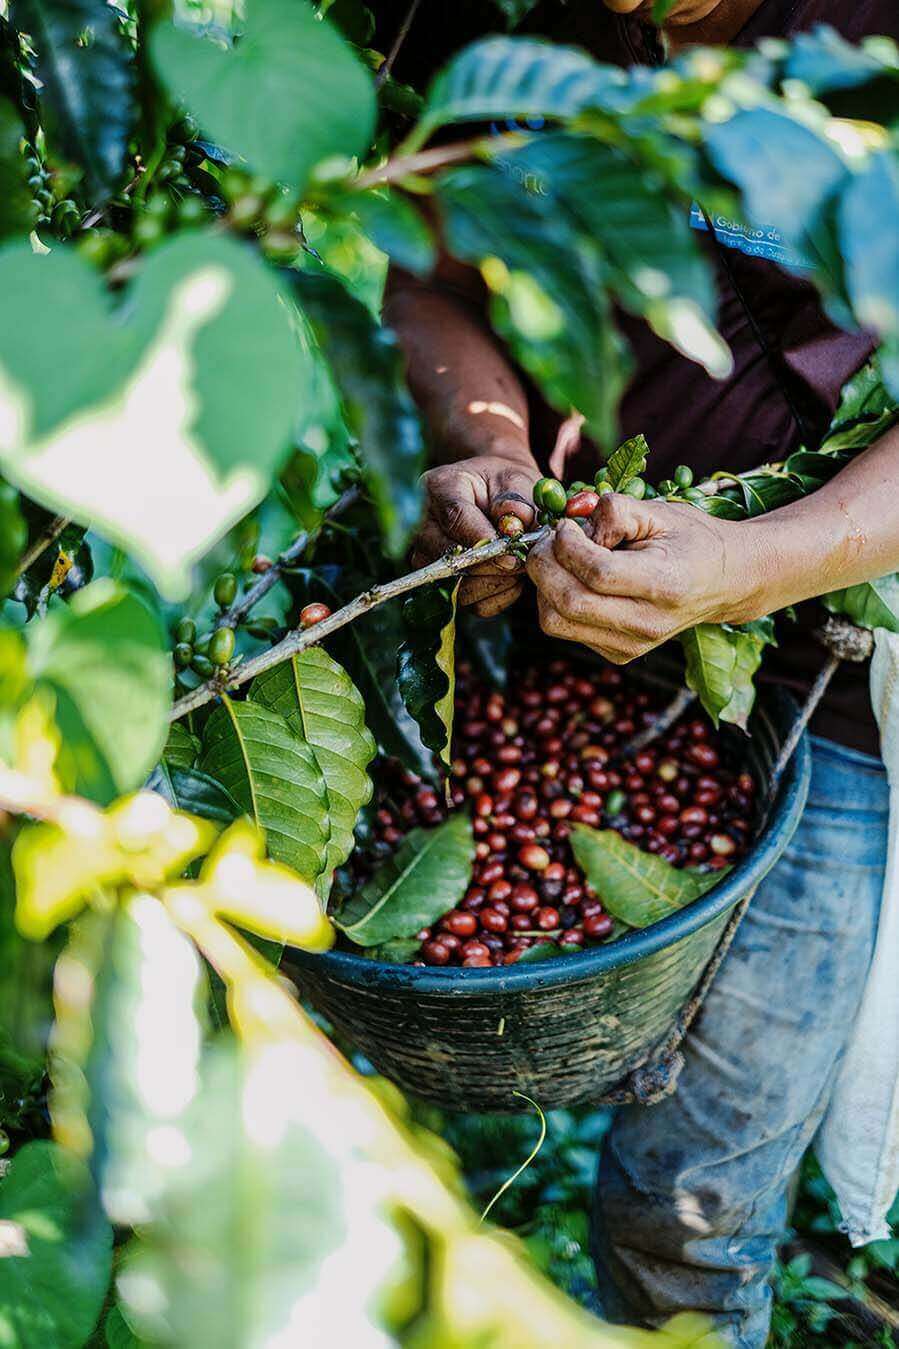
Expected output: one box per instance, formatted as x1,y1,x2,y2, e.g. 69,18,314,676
570,824,722,929
337,814,474,947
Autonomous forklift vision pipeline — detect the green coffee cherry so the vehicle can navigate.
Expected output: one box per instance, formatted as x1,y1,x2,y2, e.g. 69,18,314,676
209,626,235,666
213,571,237,608
533,477,568,515
567,480,590,496
174,641,194,668
622,477,646,500
596,480,614,494
594,467,609,487
229,194,265,230
176,617,196,645
606,789,627,816
674,464,694,489
643,483,658,499
658,479,677,497
191,653,214,678
177,194,207,227
682,487,707,505
133,213,164,248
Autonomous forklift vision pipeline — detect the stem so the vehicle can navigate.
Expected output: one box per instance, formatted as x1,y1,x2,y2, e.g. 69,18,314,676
170,528,547,722
353,130,524,192
375,0,422,89
624,687,696,754
215,485,361,631
16,516,70,576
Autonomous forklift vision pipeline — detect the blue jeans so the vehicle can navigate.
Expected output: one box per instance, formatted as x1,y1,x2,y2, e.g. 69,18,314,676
592,736,889,1347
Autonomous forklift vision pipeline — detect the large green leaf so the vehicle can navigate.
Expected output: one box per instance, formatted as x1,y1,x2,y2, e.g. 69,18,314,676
290,270,424,557
51,899,207,1229
0,99,35,239
0,234,306,597
680,621,772,729
0,1140,112,1348
342,190,435,278
824,575,899,634
338,814,474,947
152,0,375,193
606,434,648,491
437,162,630,446
199,697,330,884
11,0,134,201
507,134,728,376
839,155,899,400
146,763,242,826
416,36,624,145
249,648,376,877
162,721,200,771
116,1041,351,1347
26,580,170,804
570,825,718,929
397,581,459,769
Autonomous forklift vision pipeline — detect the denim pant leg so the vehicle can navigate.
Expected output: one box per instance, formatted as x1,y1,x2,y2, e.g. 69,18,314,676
591,737,888,1349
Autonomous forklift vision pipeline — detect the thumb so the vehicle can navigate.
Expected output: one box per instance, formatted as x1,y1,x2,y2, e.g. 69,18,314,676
587,492,663,551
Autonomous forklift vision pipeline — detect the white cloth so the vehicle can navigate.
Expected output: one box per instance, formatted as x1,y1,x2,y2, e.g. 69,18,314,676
816,628,899,1245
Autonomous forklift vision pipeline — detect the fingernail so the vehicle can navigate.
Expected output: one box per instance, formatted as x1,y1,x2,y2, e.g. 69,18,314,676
496,554,521,572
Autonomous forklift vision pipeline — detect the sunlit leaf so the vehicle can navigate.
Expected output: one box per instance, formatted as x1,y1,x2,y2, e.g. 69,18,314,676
606,434,648,490
338,814,474,946
0,1140,112,1347
397,581,459,769
152,0,375,192
11,0,134,200
824,574,899,633
0,236,306,597
199,697,330,885
343,190,435,277
570,825,719,928
680,621,773,728
250,649,376,878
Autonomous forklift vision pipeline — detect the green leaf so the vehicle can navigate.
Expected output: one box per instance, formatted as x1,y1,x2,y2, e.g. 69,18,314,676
397,581,459,769
0,842,54,1099
361,936,421,963
162,721,200,771
569,825,717,928
199,696,330,884
338,814,474,946
824,575,899,633
490,0,541,29
152,0,375,192
507,134,727,376
839,155,899,401
735,472,804,517
0,481,26,598
249,648,376,877
680,621,772,728
417,37,624,145
116,1041,349,1347
0,234,306,597
51,899,207,1229
0,99,36,240
146,763,242,826
0,1140,112,1348
606,435,649,490
652,0,679,19
103,1305,142,1348
291,270,424,557
11,0,134,201
26,580,169,804
438,162,630,446
699,493,747,521
342,190,435,277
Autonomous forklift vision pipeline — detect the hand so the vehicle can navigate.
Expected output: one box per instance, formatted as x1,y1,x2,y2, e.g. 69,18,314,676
526,493,770,663
412,454,541,617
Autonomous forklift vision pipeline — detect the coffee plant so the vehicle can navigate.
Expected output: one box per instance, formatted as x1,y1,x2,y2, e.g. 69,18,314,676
0,0,898,1341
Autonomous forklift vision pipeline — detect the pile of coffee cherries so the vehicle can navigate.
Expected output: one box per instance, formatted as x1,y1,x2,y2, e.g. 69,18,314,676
363,658,757,969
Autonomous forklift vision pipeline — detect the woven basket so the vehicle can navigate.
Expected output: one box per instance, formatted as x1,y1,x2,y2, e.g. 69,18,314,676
284,687,810,1112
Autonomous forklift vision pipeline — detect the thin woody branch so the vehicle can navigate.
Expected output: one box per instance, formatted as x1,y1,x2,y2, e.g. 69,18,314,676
170,527,548,722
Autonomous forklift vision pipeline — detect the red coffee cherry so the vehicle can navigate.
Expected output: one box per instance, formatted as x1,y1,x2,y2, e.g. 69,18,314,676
564,490,601,518
519,844,551,872
497,513,525,539
300,602,332,628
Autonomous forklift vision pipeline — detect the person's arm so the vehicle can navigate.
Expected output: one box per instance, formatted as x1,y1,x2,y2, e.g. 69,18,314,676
385,259,542,616
525,423,899,662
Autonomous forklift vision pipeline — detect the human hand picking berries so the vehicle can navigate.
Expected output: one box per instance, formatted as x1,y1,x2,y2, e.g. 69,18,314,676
526,492,770,664
412,454,541,617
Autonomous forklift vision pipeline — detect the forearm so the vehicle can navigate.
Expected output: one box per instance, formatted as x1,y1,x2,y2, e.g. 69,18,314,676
741,424,899,617
384,273,536,469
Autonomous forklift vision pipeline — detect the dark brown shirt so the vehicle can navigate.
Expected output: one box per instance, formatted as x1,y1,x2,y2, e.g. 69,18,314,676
392,0,899,751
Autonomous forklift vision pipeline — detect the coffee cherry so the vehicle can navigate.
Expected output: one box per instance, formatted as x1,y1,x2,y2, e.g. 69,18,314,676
422,940,451,966
191,654,214,678
214,572,237,608
497,514,525,539
533,477,568,515
565,489,600,519
710,833,737,858
461,940,491,961
300,602,332,628
209,626,235,667
252,553,273,574
584,913,614,939
674,464,694,489
480,907,508,934
621,477,646,499
174,641,193,669
606,789,626,816
176,617,196,645
443,911,478,937
519,844,551,872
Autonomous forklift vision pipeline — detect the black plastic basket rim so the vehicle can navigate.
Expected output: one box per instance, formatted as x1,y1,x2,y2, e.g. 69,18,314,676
289,690,811,995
